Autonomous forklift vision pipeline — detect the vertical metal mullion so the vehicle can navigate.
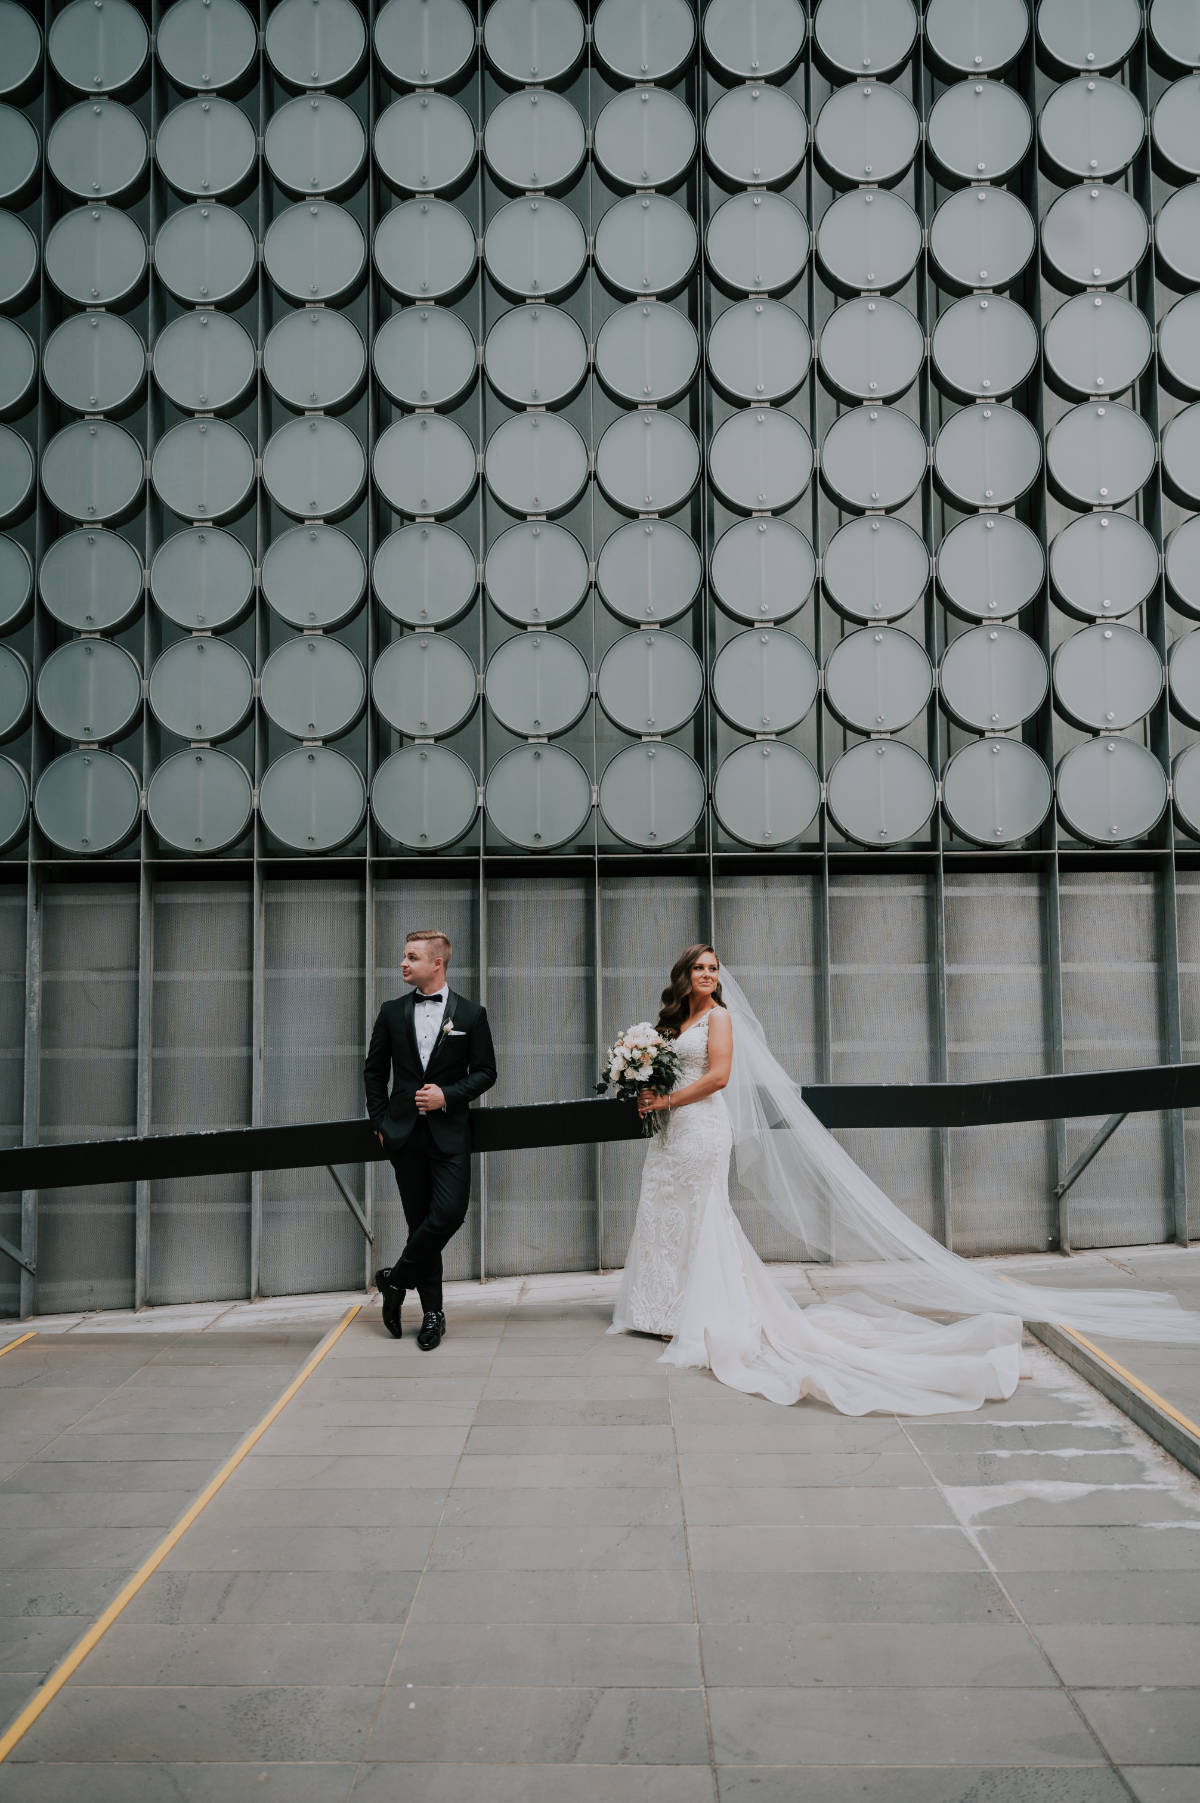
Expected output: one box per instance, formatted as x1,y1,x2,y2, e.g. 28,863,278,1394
362,0,380,1290
694,29,715,952
249,0,268,1300
584,16,602,1272
474,15,488,1284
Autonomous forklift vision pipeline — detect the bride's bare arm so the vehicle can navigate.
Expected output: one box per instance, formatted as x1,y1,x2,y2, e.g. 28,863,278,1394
638,1010,733,1115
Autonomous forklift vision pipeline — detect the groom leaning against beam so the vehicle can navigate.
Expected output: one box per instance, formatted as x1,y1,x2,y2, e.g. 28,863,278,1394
365,930,497,1350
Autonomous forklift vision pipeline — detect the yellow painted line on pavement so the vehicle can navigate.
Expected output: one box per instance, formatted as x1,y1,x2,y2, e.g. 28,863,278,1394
0,1301,363,1765
1050,1322,1200,1442
0,1332,35,1359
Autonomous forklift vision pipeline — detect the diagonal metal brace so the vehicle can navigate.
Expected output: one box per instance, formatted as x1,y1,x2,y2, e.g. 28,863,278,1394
0,1232,34,1276
326,1165,373,1244
1055,1111,1128,1201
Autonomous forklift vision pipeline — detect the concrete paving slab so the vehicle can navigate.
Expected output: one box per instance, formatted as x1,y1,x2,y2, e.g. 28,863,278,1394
12,1684,382,1763
82,1622,403,1687
1073,1688,1200,1765
439,1485,681,1527
1035,1624,1200,1687
1122,1769,1200,1803
0,1765,358,1802
682,1484,958,1525
364,1684,711,1765
407,1570,696,1624
158,1523,436,1573
427,1524,688,1570
389,1622,703,1688
122,1570,421,1627
688,1524,987,1573
693,1570,1022,1625
700,1622,1056,1687
716,1770,1129,1803
1003,1570,1200,1625
351,1765,714,1801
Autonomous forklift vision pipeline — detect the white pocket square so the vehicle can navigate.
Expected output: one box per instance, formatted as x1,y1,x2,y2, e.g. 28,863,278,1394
446,1029,466,1037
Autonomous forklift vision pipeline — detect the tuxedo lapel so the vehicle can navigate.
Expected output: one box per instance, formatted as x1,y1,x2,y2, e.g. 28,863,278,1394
423,988,460,1078
400,990,422,1072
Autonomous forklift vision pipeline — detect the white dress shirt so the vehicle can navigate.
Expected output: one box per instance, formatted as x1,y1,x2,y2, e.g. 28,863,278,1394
413,984,449,1070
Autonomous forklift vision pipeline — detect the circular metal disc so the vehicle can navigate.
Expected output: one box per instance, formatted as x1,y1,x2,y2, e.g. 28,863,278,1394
1167,516,1200,618
824,516,928,624
1057,737,1167,844
261,636,367,740
943,738,1053,845
153,310,256,414
483,90,587,193
595,411,700,517
265,93,366,199
598,742,705,848
1044,292,1153,400
374,197,477,301
36,638,142,742
595,301,699,407
931,294,1039,402
484,631,591,737
372,306,474,410
594,87,697,193
929,186,1036,293
705,85,806,189
825,626,933,733
0,317,35,416
0,423,33,525
821,405,927,513
597,630,704,734
1054,622,1164,730
485,303,589,408
376,414,478,518
1050,512,1158,622
1042,184,1149,290
1151,0,1200,71
1169,628,1200,727
598,519,704,625
816,188,922,296
1046,400,1156,508
933,404,1042,510
927,78,1033,184
40,419,140,524
374,0,476,87
1040,76,1146,183
34,750,141,854
1037,0,1140,73
818,296,923,404
708,299,810,406
372,634,478,737
485,413,589,518
152,418,256,524
263,524,367,629
937,514,1045,622
264,201,366,305
151,528,255,632
0,535,32,631
157,0,258,93
1160,293,1200,399
265,0,365,89
0,643,30,741
924,0,1030,76
483,0,586,85
813,82,920,188
155,96,257,199
259,747,366,851
39,528,143,634
48,99,147,201
373,523,477,629
1156,182,1200,289
148,638,254,742
0,105,38,204
711,517,814,625
0,212,38,309
1174,742,1200,839
706,192,810,296
826,740,937,846
0,1,41,98
711,627,818,733
264,308,366,413
484,196,588,301
1163,403,1200,507
593,0,697,83
147,749,253,853
49,0,147,92
44,313,143,416
485,522,589,627
594,193,698,300
702,0,806,81
813,0,917,78
939,625,1048,730
486,744,592,849
709,409,813,515
375,92,475,197
263,415,367,522
153,202,256,305
372,745,479,849
713,742,820,847
0,755,27,852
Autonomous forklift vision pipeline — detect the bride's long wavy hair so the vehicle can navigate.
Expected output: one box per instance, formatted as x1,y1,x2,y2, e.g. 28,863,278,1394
656,944,726,1038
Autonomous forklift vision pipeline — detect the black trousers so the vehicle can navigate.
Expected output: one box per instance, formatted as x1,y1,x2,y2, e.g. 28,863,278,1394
388,1120,471,1313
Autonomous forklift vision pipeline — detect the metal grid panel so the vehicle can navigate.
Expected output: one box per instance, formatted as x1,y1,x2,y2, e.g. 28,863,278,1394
0,884,25,1314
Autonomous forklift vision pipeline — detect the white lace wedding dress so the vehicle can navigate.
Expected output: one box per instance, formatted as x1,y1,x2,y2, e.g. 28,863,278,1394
609,1010,1026,1416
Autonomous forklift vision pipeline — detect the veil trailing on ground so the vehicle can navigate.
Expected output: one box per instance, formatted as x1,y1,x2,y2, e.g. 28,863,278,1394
718,967,1200,1345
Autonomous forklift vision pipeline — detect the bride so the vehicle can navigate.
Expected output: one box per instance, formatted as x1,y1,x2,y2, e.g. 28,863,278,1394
609,943,1200,1417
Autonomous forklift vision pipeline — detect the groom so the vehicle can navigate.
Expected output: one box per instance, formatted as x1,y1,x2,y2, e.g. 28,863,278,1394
364,930,497,1350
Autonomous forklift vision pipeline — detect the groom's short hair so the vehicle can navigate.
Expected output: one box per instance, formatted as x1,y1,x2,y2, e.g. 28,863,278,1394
406,929,452,967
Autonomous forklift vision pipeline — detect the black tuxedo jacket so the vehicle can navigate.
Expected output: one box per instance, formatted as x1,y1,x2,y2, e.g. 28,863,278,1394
364,989,498,1155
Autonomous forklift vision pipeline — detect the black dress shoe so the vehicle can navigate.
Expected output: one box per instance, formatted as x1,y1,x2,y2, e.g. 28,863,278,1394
375,1268,404,1339
416,1310,445,1351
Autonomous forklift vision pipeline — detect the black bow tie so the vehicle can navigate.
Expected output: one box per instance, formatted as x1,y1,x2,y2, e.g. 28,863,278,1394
415,993,444,1003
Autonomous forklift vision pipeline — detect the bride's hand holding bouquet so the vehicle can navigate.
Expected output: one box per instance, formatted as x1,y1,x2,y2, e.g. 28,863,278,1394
596,1022,682,1137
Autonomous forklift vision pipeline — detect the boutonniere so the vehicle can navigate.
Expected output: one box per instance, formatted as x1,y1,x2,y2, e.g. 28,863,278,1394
440,1018,455,1039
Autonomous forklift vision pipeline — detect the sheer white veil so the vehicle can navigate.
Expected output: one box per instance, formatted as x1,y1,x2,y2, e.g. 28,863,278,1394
718,965,1200,1344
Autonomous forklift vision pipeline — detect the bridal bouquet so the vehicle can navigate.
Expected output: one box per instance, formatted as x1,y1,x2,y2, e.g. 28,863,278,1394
596,1022,682,1137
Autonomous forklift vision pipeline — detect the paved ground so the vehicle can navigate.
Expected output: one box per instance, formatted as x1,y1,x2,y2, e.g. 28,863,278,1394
0,1256,1198,1800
